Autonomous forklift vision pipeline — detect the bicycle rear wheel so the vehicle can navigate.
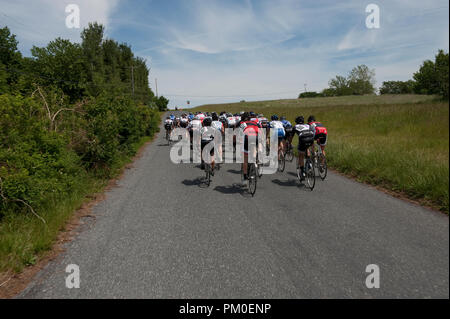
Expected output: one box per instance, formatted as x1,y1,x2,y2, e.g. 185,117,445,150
278,150,285,172
248,164,257,196
286,148,294,162
318,153,327,180
305,159,315,190
205,164,211,187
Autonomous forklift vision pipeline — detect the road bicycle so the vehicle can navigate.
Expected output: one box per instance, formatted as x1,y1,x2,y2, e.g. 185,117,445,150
204,161,213,187
278,147,285,172
284,139,294,162
241,163,257,196
297,148,315,191
311,143,327,180
165,128,172,146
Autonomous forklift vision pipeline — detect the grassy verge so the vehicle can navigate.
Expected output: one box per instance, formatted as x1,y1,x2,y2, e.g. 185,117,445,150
0,134,156,275
192,95,449,212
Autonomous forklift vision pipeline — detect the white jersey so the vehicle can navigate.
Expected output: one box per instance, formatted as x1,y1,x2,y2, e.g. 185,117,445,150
200,127,214,141
294,124,314,137
211,120,223,132
164,119,173,125
191,119,202,130
227,117,237,127
270,120,285,137
197,113,206,120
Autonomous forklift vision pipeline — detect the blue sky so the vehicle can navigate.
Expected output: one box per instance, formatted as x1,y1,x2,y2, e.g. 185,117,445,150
0,0,448,107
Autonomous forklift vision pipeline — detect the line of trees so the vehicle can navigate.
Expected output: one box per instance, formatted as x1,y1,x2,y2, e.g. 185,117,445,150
0,24,169,110
299,49,449,99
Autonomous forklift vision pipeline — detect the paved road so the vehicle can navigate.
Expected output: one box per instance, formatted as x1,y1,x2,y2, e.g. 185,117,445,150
20,115,449,298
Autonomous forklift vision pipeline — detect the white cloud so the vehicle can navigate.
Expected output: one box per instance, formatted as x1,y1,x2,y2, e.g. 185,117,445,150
0,0,120,53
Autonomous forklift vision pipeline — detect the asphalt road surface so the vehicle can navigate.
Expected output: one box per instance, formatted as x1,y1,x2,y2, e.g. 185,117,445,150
20,115,449,298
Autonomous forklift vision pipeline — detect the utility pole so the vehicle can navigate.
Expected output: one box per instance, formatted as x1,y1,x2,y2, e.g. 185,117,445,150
304,83,307,93
155,78,158,98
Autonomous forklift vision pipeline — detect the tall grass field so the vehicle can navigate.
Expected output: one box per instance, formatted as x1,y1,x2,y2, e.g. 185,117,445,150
191,95,449,212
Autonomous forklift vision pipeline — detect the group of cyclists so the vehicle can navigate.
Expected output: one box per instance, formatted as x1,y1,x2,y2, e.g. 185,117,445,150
164,110,328,193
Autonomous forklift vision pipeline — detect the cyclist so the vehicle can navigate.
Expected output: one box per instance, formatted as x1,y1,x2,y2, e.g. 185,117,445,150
294,116,315,180
200,117,216,174
281,116,294,152
169,114,175,121
188,113,194,121
164,116,173,131
307,115,328,157
211,113,224,166
269,115,286,157
239,112,260,180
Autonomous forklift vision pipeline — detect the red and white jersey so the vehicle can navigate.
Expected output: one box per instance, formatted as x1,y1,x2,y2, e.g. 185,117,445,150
227,116,237,126
197,113,206,120
308,121,327,135
211,120,223,132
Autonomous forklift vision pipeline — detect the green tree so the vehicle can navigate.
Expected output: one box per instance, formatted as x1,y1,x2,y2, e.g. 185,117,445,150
347,64,376,95
328,75,352,96
413,59,437,95
0,26,23,94
435,50,449,99
31,38,86,101
154,96,169,111
380,80,415,94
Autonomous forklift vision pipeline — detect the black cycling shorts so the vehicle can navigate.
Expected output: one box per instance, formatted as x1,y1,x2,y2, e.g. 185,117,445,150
298,136,314,153
244,135,259,153
201,140,215,156
315,133,327,146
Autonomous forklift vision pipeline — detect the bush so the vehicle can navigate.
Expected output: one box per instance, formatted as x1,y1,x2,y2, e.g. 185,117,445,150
0,91,160,218
299,91,322,98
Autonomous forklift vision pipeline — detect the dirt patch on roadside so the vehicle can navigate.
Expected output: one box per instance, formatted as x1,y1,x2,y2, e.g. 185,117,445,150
0,136,157,299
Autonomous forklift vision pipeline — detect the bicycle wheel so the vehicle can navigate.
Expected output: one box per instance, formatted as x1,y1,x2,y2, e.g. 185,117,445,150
278,150,285,172
248,164,257,196
285,145,294,162
205,164,211,187
318,153,327,180
257,162,263,178
305,159,315,191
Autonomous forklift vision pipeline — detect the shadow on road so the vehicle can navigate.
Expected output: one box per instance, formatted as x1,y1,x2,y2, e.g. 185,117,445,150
227,169,241,175
271,178,298,187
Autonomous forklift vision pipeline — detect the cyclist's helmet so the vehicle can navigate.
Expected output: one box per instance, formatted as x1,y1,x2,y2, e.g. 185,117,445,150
241,112,250,122
212,113,219,121
203,117,212,127
295,116,304,124
307,115,316,123
271,115,279,121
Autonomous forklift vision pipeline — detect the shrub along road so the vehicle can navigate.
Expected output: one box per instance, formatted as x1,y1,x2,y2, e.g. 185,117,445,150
19,115,449,298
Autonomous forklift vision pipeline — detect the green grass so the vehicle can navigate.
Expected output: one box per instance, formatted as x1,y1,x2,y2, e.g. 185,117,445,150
0,135,153,275
192,95,449,212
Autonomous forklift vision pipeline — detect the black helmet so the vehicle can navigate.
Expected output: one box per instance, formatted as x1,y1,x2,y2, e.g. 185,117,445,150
241,112,250,122
295,116,304,124
307,115,316,123
212,113,219,121
203,117,212,126
271,115,279,121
